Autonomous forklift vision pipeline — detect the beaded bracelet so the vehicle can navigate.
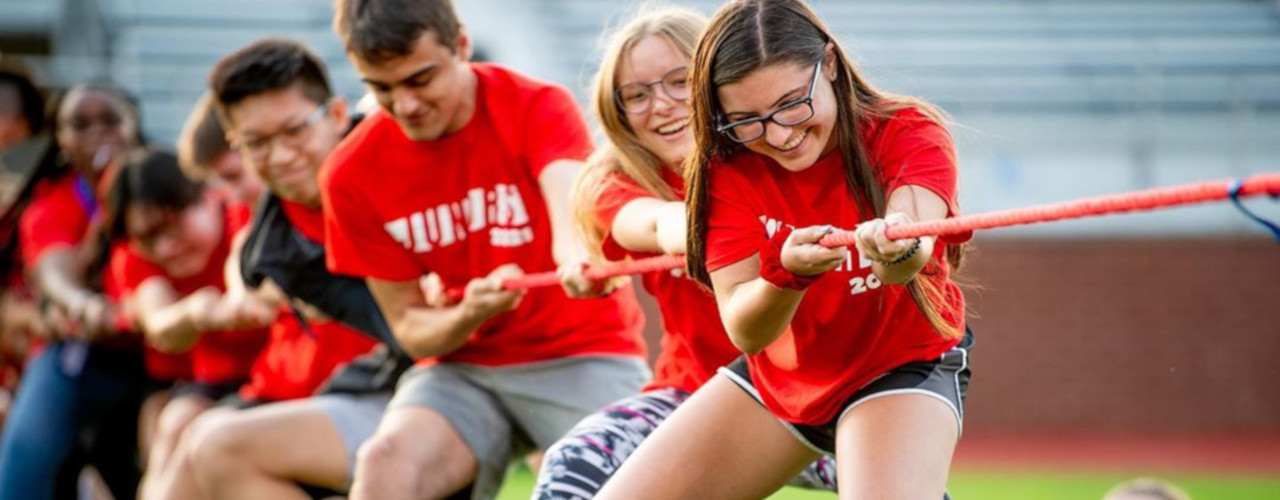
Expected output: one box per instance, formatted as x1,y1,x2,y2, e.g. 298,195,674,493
882,238,922,266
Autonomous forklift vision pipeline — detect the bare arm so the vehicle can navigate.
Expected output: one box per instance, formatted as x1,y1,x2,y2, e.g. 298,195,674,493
30,248,115,339
366,265,525,359
709,253,805,354
224,227,289,304
854,185,948,285
708,225,848,354
129,278,217,354
611,198,687,256
539,159,590,267
541,159,619,297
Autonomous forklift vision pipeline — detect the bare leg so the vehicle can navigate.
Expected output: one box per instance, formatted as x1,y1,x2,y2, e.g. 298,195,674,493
136,390,170,466
349,407,477,500
138,394,211,500
835,394,958,500
524,451,544,474
182,400,354,500
143,405,237,500
596,375,817,500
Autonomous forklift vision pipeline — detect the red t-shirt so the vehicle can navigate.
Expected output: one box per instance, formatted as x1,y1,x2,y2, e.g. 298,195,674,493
322,63,645,366
592,168,740,393
238,311,376,401
280,198,326,242
237,199,377,401
113,202,269,384
704,108,968,425
19,174,96,266
17,174,175,370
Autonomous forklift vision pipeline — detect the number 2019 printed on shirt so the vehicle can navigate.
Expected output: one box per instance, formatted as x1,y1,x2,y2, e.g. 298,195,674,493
849,273,882,295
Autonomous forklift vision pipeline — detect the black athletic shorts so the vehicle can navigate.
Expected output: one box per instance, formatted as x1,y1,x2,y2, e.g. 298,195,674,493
721,327,973,454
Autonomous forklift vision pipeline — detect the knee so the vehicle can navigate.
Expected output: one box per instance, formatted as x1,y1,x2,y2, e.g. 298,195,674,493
152,410,189,451
355,431,474,493
354,433,404,478
186,414,248,481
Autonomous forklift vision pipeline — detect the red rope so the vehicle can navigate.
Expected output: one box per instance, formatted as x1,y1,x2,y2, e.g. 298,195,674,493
451,173,1280,298
824,172,1280,246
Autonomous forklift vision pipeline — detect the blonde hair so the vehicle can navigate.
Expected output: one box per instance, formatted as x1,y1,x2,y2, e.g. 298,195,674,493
571,4,707,262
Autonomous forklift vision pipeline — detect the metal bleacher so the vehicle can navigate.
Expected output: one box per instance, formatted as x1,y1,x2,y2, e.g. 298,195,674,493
531,0,1280,235
4,0,1277,235
105,0,363,143
538,0,1280,113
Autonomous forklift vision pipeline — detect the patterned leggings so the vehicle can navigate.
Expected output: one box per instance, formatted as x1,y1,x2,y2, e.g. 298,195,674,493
532,388,838,499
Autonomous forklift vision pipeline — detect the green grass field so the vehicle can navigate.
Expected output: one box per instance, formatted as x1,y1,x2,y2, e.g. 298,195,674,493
494,466,1280,499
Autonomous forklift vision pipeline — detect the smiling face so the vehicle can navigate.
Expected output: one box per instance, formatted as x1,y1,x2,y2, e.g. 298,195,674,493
616,34,693,169
715,53,838,172
224,84,348,207
353,30,475,142
56,89,138,174
125,195,222,279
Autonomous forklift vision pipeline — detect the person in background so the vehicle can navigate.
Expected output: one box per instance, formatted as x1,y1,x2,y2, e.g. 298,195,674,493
0,66,43,153
322,1,650,498
0,65,47,430
534,5,837,498
1103,478,1193,500
0,81,150,500
145,38,397,500
176,93,265,206
98,149,277,500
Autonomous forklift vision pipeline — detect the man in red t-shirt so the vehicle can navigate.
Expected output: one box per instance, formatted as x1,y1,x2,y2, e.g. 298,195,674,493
323,1,649,499
142,40,393,500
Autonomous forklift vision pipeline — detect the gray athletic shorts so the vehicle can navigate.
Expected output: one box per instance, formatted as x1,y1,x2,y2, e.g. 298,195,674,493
389,355,651,500
313,391,393,491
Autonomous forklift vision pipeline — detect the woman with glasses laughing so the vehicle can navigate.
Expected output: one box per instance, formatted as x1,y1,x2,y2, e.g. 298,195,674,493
598,1,974,499
535,5,837,498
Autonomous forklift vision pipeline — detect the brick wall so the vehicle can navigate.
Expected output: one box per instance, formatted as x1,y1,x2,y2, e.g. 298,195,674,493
961,237,1280,433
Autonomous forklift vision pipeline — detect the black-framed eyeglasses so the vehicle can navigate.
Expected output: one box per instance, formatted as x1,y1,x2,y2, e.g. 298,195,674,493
716,58,822,144
235,103,328,160
614,66,690,115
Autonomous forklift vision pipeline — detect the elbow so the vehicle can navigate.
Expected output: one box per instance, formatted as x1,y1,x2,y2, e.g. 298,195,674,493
391,324,458,360
391,327,430,359
719,299,776,355
399,341,436,360
725,327,768,356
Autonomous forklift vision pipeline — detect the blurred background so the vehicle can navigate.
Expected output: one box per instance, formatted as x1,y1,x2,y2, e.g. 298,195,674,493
2,0,1278,498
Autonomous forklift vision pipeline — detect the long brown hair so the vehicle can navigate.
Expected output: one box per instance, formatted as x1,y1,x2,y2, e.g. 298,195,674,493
684,0,965,339
571,4,706,262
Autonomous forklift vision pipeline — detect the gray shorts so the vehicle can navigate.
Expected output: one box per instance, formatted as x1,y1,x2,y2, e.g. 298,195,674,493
388,355,651,500
313,391,393,491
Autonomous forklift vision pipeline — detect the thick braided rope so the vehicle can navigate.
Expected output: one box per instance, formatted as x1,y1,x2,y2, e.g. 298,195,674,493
98,175,1280,343
496,173,1280,293
823,172,1280,246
